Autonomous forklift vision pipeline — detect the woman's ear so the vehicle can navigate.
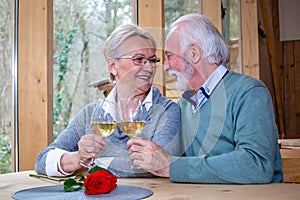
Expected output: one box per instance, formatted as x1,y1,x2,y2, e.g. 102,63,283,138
188,43,201,64
108,57,118,77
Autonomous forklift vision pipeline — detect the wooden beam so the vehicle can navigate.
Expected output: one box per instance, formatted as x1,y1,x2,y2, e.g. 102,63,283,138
136,0,165,95
18,0,53,171
241,0,259,78
201,0,222,33
260,0,285,137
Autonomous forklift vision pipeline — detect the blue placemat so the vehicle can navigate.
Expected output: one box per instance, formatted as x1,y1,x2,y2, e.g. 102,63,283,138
11,184,153,200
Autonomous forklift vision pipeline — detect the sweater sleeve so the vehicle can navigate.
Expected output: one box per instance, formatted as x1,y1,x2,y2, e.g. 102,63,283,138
35,104,92,176
149,101,181,156
170,84,282,184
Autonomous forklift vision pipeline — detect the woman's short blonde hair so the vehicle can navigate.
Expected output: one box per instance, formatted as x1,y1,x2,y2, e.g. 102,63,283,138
102,24,157,61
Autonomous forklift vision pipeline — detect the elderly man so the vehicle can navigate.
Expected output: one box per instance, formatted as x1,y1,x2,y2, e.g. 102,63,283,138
127,14,283,184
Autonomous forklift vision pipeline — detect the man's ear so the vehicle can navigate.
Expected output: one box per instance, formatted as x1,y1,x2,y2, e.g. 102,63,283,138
108,57,118,77
188,43,201,64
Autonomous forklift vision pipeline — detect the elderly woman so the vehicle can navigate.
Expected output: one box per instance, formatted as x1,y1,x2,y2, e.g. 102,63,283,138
35,24,180,177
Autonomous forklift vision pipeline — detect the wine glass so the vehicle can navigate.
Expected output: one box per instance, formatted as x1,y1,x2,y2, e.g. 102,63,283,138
117,98,145,138
117,98,146,169
91,98,117,138
80,98,117,168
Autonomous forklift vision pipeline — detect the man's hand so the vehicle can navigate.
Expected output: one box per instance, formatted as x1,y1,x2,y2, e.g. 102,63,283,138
127,137,171,177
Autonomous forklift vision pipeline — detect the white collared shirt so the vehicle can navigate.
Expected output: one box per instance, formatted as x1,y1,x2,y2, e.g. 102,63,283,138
193,65,228,111
106,86,153,113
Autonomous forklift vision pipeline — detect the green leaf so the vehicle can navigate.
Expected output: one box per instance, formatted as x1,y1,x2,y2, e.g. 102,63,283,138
88,166,106,174
78,175,86,182
63,178,83,192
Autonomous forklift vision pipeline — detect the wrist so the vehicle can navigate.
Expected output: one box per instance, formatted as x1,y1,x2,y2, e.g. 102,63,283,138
155,165,170,177
60,152,81,174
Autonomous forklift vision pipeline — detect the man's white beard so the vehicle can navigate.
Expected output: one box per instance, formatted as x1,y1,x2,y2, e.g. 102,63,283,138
168,63,194,91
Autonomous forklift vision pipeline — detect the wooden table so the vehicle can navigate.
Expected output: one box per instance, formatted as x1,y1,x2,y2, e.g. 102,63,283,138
1,171,300,200
281,149,300,183
279,139,300,148
279,139,300,183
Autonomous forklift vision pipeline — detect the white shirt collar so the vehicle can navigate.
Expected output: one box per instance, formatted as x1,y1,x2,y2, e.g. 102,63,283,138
202,64,228,96
142,86,153,111
104,86,153,119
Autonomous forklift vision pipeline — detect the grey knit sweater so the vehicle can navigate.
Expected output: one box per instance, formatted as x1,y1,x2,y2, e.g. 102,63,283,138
35,87,181,177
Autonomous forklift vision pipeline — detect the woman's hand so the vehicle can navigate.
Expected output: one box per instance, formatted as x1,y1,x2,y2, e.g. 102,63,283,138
78,134,105,166
60,134,105,174
127,137,171,177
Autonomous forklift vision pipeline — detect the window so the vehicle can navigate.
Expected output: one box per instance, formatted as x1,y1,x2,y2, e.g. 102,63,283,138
53,0,133,137
164,0,199,101
0,0,12,174
164,0,199,29
222,0,242,73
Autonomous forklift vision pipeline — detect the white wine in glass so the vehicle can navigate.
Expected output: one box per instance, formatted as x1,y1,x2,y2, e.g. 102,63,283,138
91,98,117,138
117,98,146,169
91,122,116,138
117,121,145,137
117,98,145,138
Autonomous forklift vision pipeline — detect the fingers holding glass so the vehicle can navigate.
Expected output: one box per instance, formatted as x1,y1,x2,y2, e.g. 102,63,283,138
86,98,116,168
117,98,146,169
78,134,105,168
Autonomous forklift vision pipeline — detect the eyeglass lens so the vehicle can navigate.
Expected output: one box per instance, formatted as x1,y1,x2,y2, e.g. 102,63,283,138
132,56,160,67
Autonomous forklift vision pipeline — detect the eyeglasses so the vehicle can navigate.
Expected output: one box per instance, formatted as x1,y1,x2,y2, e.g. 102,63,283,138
117,54,160,67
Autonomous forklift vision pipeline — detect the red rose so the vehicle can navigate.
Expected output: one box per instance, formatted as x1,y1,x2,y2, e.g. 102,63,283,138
84,170,117,195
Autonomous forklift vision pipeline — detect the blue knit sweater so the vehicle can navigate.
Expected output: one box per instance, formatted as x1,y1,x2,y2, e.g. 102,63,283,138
170,71,283,184
35,87,180,177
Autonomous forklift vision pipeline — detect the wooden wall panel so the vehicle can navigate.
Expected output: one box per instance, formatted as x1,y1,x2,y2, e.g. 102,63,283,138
259,0,300,138
295,41,300,134
295,41,300,114
18,0,53,171
283,41,296,137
